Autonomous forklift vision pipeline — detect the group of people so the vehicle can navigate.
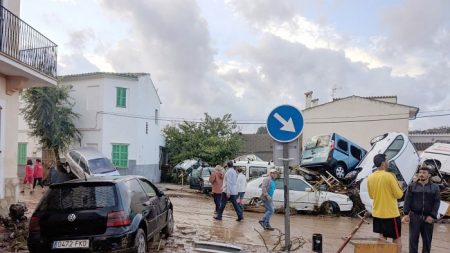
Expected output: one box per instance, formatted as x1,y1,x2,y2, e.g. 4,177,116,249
208,161,280,231
21,159,74,194
21,159,44,194
368,154,441,253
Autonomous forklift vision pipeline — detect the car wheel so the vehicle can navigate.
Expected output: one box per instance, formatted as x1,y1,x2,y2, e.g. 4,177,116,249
133,228,147,253
162,209,174,238
320,201,340,215
333,164,347,179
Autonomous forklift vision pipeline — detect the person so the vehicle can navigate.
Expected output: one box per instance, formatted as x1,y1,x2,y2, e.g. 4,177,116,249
367,154,404,253
259,168,279,231
21,159,34,194
402,166,441,253
236,167,247,209
209,165,224,214
33,158,44,191
214,161,243,221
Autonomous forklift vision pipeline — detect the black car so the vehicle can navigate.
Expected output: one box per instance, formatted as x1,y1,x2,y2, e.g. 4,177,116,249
28,176,174,252
188,167,213,193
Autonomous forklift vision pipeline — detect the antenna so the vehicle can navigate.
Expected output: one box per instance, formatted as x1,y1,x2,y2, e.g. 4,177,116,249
331,84,342,100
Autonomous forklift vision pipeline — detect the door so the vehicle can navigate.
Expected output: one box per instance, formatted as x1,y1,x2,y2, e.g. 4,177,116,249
138,178,166,231
272,178,311,210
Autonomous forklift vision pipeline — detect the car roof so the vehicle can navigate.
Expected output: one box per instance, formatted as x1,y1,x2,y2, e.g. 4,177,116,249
50,175,148,187
68,148,108,160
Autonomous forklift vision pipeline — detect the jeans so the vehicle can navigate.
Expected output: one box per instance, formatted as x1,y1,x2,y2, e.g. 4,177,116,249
216,192,243,219
261,198,274,226
213,193,222,213
409,213,434,253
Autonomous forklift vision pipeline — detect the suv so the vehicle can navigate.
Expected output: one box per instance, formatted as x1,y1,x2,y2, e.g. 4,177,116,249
301,133,367,179
188,167,214,193
28,176,174,252
66,148,120,179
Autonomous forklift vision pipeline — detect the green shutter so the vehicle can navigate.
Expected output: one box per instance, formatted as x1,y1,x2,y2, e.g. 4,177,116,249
116,87,127,108
112,144,128,168
17,143,27,165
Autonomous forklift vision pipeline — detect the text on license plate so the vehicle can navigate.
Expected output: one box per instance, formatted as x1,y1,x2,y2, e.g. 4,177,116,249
53,239,89,249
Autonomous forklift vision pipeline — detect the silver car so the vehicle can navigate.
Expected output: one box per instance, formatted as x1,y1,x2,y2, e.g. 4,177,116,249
65,148,120,179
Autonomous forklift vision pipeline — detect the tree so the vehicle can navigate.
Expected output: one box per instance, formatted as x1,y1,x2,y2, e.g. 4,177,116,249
163,113,242,166
256,126,268,134
21,83,81,159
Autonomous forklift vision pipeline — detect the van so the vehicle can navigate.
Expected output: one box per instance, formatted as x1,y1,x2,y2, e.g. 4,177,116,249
420,143,450,178
301,133,367,179
65,148,120,179
233,160,276,181
357,133,449,218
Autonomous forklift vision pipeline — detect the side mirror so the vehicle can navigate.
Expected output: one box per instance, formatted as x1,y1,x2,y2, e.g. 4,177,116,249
158,190,165,197
305,187,313,192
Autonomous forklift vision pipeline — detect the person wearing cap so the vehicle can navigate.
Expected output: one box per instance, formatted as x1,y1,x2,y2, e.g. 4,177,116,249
402,165,440,253
258,168,279,230
209,165,225,214
367,154,404,253
214,161,244,221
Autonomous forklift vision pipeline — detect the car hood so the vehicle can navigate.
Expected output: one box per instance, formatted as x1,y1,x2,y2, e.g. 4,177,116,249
92,170,120,177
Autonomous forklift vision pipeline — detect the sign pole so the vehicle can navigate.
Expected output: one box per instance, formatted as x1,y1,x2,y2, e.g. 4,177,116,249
283,142,290,251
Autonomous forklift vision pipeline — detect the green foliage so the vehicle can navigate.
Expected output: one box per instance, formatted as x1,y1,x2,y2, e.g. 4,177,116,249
21,83,81,159
163,113,241,166
256,126,268,134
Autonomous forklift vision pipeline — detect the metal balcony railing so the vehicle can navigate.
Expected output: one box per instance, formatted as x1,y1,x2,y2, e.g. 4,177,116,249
0,5,57,78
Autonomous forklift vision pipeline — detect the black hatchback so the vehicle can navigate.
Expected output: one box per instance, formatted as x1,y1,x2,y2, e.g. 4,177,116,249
28,176,174,252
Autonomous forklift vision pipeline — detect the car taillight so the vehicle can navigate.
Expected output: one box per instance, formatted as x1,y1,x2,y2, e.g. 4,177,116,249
29,216,40,232
107,211,131,227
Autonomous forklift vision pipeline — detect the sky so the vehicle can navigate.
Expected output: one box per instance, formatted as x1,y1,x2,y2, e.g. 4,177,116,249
21,0,450,133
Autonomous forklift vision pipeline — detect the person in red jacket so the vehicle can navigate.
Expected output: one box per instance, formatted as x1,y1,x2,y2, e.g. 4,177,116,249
21,159,34,194
33,158,44,191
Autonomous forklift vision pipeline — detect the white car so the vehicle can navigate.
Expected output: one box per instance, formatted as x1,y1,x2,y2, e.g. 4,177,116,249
243,175,353,214
420,142,450,177
66,148,120,179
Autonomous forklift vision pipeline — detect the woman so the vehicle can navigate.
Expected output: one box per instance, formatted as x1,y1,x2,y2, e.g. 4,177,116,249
236,167,247,209
209,165,224,214
21,159,34,194
33,159,44,192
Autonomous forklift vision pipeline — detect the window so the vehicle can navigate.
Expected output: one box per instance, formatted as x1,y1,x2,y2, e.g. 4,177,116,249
88,158,116,174
350,146,363,160
123,179,148,208
17,143,27,165
337,139,348,152
249,166,267,179
384,135,404,160
116,87,127,108
138,179,157,197
79,157,89,174
112,144,128,168
155,109,159,124
275,178,309,191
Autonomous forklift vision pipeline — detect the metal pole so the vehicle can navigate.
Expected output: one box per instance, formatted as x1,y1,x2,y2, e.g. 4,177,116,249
283,142,290,251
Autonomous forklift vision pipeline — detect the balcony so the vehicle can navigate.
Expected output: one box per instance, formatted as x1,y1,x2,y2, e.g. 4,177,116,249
0,5,57,79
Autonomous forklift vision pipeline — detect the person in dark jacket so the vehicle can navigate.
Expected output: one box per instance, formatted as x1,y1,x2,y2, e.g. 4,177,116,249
402,166,440,253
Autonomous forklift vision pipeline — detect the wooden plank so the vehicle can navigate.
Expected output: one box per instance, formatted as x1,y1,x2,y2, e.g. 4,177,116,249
351,239,397,253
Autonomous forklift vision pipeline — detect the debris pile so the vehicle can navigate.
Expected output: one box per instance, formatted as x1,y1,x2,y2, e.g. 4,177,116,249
0,203,29,252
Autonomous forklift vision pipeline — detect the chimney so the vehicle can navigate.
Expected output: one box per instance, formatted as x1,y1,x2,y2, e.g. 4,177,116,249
305,91,313,109
311,98,319,107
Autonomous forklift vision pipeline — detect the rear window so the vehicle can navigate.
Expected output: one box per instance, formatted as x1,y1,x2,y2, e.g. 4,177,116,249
38,185,117,211
305,135,330,150
88,158,116,174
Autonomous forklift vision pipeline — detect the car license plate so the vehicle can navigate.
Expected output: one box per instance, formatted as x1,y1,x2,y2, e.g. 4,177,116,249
52,239,89,249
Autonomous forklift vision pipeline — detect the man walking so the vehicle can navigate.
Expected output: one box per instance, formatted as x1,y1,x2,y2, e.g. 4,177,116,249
259,168,279,230
367,154,404,253
402,166,440,253
214,161,243,221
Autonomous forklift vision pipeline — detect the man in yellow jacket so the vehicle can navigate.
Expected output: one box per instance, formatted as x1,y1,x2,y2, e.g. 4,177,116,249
367,154,404,253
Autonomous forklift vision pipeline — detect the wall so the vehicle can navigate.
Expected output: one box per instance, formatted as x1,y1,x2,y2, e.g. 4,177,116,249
302,97,410,150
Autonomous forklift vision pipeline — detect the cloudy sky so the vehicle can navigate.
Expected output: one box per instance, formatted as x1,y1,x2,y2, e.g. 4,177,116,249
21,0,450,132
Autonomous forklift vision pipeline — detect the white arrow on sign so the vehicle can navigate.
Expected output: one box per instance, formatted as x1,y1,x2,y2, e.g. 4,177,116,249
274,113,296,133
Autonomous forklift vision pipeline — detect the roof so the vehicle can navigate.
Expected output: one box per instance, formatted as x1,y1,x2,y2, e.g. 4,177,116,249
305,95,419,119
50,175,143,186
59,72,149,81
333,95,398,101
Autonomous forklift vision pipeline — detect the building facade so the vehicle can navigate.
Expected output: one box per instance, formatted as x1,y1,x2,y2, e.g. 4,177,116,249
1,0,57,215
18,72,164,183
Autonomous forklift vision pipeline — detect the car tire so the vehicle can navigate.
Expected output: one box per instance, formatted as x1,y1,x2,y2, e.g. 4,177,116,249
133,228,147,253
333,164,347,179
320,201,340,215
162,209,174,238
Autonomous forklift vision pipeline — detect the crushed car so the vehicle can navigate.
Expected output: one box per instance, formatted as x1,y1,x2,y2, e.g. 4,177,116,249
65,148,120,179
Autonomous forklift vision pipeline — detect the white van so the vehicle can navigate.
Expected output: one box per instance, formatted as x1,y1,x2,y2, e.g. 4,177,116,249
357,133,448,218
420,143,450,177
233,160,276,181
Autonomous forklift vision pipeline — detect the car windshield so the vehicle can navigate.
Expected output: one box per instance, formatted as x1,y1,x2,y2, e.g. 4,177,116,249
88,158,116,174
38,185,117,211
202,168,212,177
305,135,330,150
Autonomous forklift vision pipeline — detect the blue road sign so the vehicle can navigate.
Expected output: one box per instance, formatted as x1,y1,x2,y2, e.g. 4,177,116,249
267,105,304,143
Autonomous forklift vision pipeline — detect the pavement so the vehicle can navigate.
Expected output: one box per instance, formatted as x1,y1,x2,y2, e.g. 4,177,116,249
13,183,450,253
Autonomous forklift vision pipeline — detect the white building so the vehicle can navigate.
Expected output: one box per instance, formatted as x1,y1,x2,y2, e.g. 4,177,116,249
1,0,57,215
302,92,419,150
18,72,165,182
